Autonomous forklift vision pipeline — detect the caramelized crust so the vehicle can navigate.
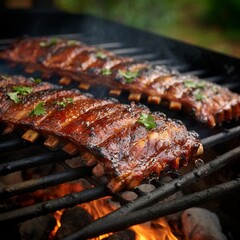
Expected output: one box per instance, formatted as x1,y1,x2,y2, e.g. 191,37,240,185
0,75,202,192
1,38,240,126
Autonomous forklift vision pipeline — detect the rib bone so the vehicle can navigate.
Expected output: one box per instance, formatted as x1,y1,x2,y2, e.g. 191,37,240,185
44,136,60,149
22,129,39,143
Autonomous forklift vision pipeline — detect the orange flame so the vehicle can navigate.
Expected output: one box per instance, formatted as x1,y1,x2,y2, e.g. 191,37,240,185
81,197,178,240
30,181,178,240
132,219,178,240
50,210,63,237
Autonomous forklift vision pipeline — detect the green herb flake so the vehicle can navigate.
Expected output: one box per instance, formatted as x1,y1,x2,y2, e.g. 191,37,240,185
7,85,33,103
195,93,203,101
67,97,74,104
184,80,198,88
40,38,58,48
101,68,112,75
57,101,67,108
96,52,107,59
6,92,20,104
137,113,157,130
12,86,33,95
57,98,74,108
118,70,139,83
184,80,206,89
29,102,46,116
194,90,205,101
30,77,42,84
212,85,219,94
67,40,79,46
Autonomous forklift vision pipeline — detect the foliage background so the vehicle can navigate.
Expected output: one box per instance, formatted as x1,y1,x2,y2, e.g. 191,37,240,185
54,0,240,58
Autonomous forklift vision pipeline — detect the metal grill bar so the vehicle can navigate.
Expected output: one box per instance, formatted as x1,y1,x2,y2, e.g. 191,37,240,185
181,69,207,76
132,53,157,60
204,76,225,83
201,125,240,148
0,150,71,175
171,64,190,71
110,47,142,55
223,82,240,90
66,179,240,240
0,167,92,200
45,33,85,40
94,42,123,49
0,185,108,223
0,144,238,227
149,59,173,65
0,137,24,151
68,145,240,234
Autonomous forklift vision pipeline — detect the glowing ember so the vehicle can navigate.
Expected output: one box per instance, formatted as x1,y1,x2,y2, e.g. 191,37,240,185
21,181,178,240
132,219,178,240
50,210,63,238
80,197,178,240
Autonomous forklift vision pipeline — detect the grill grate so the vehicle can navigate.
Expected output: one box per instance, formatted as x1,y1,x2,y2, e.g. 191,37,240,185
0,10,240,240
64,180,240,240
1,140,239,224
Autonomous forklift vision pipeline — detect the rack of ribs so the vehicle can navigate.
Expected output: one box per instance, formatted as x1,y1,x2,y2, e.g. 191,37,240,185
0,75,203,192
1,37,240,127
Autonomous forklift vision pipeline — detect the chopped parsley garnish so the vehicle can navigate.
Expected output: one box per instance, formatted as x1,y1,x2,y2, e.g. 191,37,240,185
137,113,157,130
7,92,20,104
29,102,46,116
40,38,58,47
101,68,112,75
195,92,204,101
194,90,205,101
67,40,79,46
12,86,33,95
184,80,206,89
67,98,74,103
118,70,139,83
212,85,219,94
96,52,107,59
30,77,42,84
7,86,33,103
57,98,74,108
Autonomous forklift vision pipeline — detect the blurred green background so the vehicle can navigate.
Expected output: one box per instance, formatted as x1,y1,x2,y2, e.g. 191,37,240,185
54,0,240,58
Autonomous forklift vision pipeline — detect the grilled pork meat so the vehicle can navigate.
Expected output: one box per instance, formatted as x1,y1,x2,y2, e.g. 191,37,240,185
0,75,202,192
1,37,240,127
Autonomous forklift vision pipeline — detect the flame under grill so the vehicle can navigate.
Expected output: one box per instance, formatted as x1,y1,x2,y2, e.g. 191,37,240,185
0,10,240,240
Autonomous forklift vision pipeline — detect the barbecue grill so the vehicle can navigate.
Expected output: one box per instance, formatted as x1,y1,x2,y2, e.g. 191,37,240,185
0,9,240,240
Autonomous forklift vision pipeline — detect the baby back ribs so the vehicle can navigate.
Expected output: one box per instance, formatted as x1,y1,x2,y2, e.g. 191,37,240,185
0,75,202,192
1,37,240,127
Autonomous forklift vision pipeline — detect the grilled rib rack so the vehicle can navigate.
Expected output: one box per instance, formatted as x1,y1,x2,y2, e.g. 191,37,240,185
0,10,240,240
